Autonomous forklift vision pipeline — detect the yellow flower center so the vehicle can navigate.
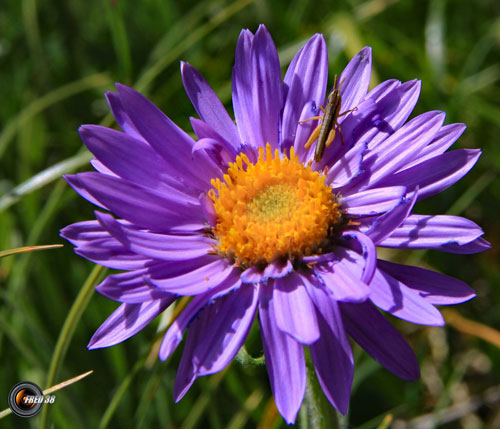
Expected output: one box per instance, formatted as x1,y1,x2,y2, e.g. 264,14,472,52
208,144,342,266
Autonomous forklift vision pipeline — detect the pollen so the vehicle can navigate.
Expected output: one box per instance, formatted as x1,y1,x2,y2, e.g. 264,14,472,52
208,144,342,266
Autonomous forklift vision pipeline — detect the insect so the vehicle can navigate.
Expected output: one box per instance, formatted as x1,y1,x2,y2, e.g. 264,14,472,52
301,75,356,162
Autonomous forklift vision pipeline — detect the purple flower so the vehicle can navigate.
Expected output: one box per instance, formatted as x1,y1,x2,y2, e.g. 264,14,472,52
61,25,489,423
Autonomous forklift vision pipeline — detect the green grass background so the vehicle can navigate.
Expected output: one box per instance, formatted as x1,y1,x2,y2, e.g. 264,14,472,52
1,0,499,427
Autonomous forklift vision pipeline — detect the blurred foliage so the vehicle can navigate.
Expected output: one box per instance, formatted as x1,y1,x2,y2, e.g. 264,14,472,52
0,0,499,427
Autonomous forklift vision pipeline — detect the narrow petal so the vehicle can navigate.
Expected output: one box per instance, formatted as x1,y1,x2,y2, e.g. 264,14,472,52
341,186,406,215
74,172,205,233
148,259,239,295
232,29,255,146
340,301,420,380
338,230,377,284
88,298,174,349
378,214,484,249
402,123,467,169
95,211,214,261
338,47,372,112
315,257,370,303
293,101,321,162
173,301,213,401
79,124,193,194
369,268,445,326
159,275,241,361
377,259,476,305
272,273,320,344
98,256,217,302
75,238,150,270
326,142,367,189
181,61,240,147
263,259,294,280
365,79,422,150
105,91,143,140
61,220,150,270
259,286,305,424
282,34,328,149
115,83,222,191
366,189,418,244
64,174,107,210
195,285,259,375
441,236,491,254
363,111,446,187
377,149,481,201
306,283,353,414
61,220,110,247
250,25,283,149
96,268,173,303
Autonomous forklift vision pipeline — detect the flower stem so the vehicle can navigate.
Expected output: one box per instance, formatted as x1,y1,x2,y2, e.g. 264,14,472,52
299,350,348,429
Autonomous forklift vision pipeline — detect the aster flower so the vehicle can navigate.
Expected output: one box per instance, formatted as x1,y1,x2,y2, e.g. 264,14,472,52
61,25,489,423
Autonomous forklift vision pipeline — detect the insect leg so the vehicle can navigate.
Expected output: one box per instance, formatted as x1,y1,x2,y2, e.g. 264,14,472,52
325,127,336,148
298,115,323,124
304,124,321,150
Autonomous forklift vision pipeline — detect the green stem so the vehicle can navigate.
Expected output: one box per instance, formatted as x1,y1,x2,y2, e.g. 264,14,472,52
299,350,347,429
39,264,106,429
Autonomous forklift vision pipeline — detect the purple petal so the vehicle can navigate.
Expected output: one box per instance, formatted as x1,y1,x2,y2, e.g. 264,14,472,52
88,297,175,349
173,300,212,401
366,189,418,244
159,275,241,361
241,260,293,284
195,284,259,375
232,29,256,147
272,273,320,344
249,25,283,149
282,34,328,149
61,220,150,270
96,268,173,303
378,149,481,201
341,186,406,215
263,259,294,280
338,47,372,112
90,158,117,176
340,301,420,380
369,268,445,326
79,124,194,195
377,259,476,305
293,101,321,162
61,220,109,247
98,256,217,303
441,236,491,254
181,62,240,147
314,256,370,303
365,79,422,150
402,123,467,169
73,172,205,233
378,214,484,249
64,174,107,210
75,238,150,270
115,83,222,191
305,283,353,414
326,142,367,189
148,259,239,295
259,285,305,424
105,91,143,140
363,111,445,187
95,211,214,261
338,230,377,284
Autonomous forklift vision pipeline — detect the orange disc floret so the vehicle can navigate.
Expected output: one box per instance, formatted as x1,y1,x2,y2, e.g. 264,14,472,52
209,143,342,266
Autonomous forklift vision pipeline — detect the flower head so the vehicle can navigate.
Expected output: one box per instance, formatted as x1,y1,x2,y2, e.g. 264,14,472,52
61,25,489,423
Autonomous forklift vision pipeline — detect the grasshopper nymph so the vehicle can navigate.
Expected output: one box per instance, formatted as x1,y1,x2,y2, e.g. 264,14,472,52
301,75,356,162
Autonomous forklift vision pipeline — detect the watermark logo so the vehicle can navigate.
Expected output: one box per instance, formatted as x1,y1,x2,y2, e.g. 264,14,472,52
7,382,55,418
